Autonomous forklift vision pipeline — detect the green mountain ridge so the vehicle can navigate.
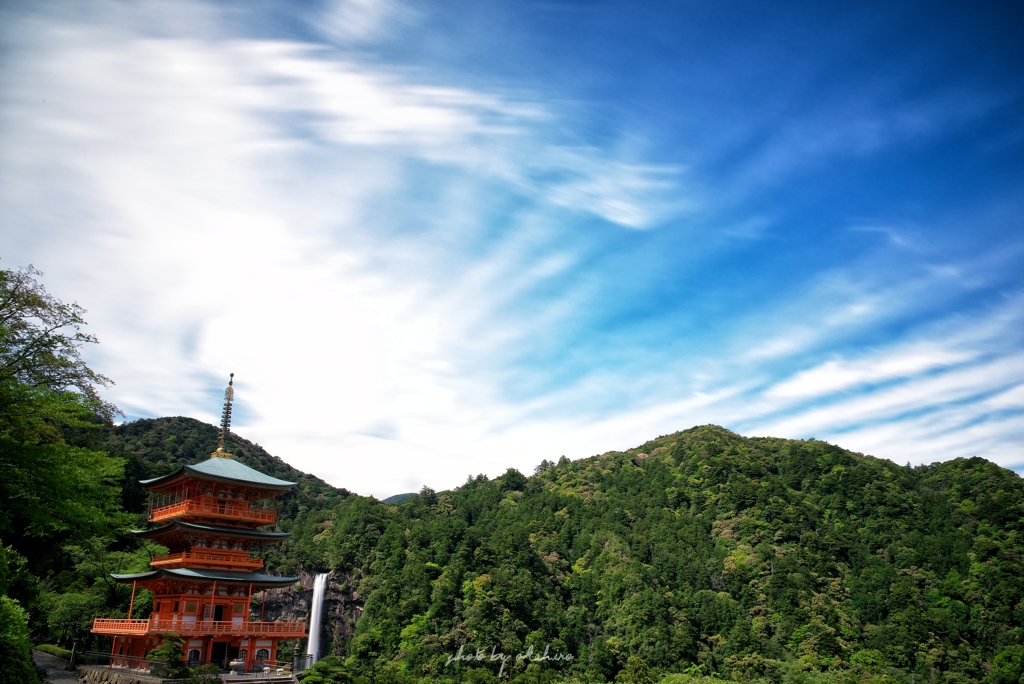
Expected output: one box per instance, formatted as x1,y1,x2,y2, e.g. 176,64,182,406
95,419,1024,684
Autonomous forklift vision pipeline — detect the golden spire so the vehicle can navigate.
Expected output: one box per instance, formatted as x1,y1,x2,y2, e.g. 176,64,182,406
213,373,234,458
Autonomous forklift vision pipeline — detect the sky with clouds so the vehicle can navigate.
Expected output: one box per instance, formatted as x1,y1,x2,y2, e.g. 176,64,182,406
2,0,1022,497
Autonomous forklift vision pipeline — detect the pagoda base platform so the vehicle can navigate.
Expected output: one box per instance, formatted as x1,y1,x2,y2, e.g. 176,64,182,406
79,665,298,684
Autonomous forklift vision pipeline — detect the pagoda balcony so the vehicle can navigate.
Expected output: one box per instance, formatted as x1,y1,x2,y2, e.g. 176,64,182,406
149,550,264,571
149,496,277,525
92,618,307,638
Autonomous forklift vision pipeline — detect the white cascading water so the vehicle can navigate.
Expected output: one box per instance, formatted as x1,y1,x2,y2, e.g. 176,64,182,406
306,573,329,664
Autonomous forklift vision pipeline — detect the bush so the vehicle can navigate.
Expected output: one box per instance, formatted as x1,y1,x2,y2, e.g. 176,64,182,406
0,596,43,684
34,644,72,660
179,663,224,684
301,656,353,684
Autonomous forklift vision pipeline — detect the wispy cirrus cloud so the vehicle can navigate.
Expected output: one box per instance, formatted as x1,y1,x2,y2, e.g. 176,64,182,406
2,0,1023,496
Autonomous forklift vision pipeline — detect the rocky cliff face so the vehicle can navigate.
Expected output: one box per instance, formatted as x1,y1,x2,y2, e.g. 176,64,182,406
260,569,362,658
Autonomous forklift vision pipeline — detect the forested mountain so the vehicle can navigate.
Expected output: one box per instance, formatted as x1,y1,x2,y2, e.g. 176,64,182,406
101,416,347,527
290,425,1024,684
95,418,1024,684
3,266,1024,684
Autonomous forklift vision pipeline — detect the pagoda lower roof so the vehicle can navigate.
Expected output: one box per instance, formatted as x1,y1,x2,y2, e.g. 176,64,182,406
111,568,298,588
132,520,290,544
140,456,296,492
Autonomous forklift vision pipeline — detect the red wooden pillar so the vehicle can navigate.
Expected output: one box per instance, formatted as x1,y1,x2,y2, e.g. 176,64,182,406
128,580,137,618
243,582,254,673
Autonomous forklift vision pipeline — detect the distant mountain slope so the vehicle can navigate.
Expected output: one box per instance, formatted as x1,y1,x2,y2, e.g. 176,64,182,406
98,419,1024,683
381,492,417,505
105,416,319,484
313,425,1024,683
98,417,349,574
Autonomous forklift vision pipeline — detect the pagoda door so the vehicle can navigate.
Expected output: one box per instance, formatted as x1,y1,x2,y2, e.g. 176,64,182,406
211,642,227,668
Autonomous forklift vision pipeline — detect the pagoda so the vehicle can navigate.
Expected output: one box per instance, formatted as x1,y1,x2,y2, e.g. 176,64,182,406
92,375,307,673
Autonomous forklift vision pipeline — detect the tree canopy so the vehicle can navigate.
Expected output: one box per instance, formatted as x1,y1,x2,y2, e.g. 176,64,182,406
4,263,1024,684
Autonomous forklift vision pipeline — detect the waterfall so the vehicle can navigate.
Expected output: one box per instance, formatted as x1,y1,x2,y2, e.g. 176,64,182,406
306,573,329,663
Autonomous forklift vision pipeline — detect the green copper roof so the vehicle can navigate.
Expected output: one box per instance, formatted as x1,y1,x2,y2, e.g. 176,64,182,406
112,568,298,588
139,456,296,490
131,520,290,543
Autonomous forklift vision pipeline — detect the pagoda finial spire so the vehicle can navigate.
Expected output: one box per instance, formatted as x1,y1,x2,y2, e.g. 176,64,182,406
214,373,234,457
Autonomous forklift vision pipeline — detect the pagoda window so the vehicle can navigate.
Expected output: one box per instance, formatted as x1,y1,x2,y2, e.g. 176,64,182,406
185,601,197,613
256,649,269,661
174,601,180,612
187,650,201,664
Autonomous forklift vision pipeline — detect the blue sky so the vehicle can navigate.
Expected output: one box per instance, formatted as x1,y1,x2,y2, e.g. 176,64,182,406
2,0,1022,496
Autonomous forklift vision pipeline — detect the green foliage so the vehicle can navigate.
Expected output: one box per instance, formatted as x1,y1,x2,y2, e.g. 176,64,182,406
148,632,184,663
33,643,72,660
178,663,224,684
987,645,1024,684
95,416,349,574
148,632,189,678
3,266,1022,684
40,590,104,643
0,542,36,609
303,655,356,684
0,265,128,576
0,595,43,684
618,656,656,684
301,426,1024,684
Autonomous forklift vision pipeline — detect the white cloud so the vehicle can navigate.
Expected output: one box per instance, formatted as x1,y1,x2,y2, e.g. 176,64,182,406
2,0,1021,498
317,0,417,44
768,345,974,399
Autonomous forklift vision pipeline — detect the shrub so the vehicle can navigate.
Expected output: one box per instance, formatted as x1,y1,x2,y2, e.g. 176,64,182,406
34,644,72,660
0,596,43,684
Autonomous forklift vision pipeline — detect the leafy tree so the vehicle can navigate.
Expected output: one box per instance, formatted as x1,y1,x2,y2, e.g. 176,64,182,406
303,655,355,684
281,425,1024,684
7,265,1020,684
149,632,186,677
618,656,656,684
0,265,115,417
41,591,104,645
0,265,126,569
179,663,224,684
0,595,42,684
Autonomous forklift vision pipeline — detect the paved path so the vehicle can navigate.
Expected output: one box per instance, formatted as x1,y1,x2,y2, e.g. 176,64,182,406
32,650,81,683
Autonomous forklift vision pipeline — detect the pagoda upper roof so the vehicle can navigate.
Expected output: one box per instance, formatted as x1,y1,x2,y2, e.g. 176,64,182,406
140,456,296,492
111,567,298,588
132,520,290,544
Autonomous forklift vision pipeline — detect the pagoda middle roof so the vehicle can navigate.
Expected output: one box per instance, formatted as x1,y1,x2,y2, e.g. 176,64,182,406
132,520,290,543
140,456,296,491
111,567,298,588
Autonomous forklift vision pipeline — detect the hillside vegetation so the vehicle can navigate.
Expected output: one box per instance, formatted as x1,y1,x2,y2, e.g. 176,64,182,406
3,266,1023,684
12,411,1024,684
292,426,1024,684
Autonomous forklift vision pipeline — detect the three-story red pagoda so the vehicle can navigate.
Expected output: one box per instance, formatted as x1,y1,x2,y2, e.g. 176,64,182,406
92,375,307,672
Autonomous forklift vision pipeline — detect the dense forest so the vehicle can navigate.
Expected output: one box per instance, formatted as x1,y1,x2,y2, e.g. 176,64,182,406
2,265,1024,684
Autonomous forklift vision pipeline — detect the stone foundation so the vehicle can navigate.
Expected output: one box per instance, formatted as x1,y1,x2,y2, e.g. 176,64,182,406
77,666,164,684
77,664,298,684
